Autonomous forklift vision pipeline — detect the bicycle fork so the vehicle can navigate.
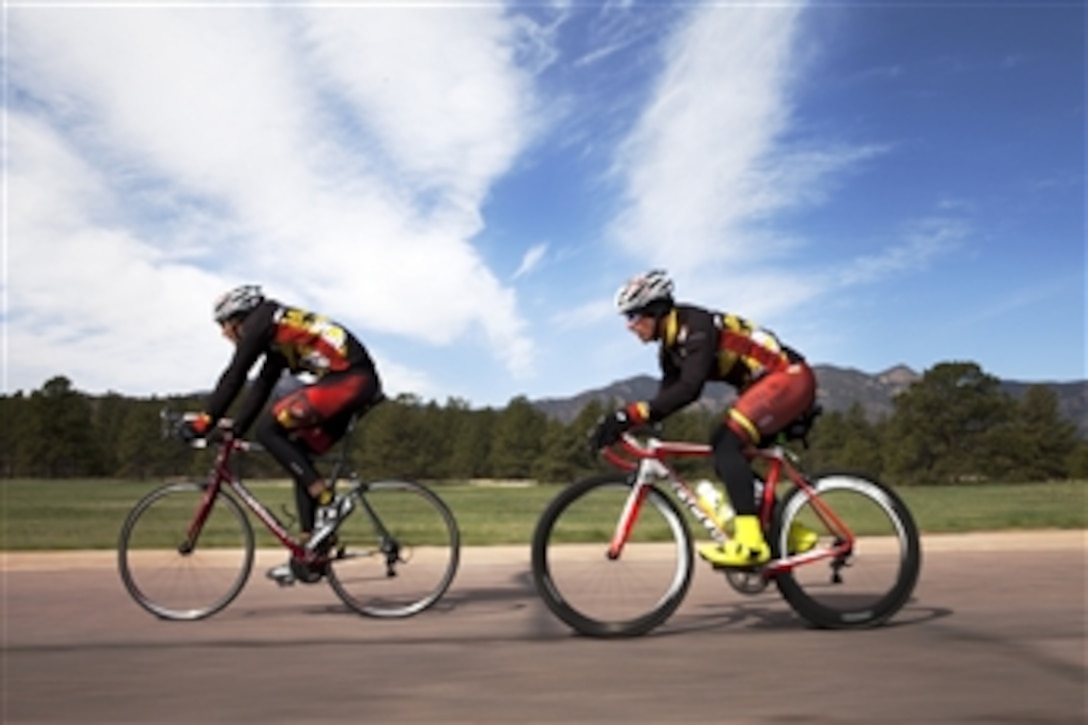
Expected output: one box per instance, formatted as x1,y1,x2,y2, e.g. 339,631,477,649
607,484,648,560
607,460,703,559
180,481,220,555
181,444,243,555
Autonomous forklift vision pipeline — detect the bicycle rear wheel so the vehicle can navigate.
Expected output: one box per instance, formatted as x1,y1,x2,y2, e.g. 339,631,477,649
326,480,460,618
531,473,693,638
772,472,921,629
118,482,254,621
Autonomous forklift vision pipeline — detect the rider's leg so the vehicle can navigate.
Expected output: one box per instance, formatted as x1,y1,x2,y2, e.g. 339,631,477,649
713,422,758,515
698,364,818,567
697,421,771,567
266,371,382,518
744,363,819,553
254,411,326,586
255,413,325,534
257,373,378,586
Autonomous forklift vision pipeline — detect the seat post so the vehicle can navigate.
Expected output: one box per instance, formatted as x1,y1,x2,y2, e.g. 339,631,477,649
328,412,361,485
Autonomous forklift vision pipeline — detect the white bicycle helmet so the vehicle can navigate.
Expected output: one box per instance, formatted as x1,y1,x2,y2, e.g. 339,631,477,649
213,284,265,324
615,269,674,316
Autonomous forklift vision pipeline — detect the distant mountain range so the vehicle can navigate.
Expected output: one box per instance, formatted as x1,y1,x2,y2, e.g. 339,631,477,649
531,364,1088,435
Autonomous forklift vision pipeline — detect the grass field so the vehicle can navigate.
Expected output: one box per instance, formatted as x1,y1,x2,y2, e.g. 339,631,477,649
1,477,1085,550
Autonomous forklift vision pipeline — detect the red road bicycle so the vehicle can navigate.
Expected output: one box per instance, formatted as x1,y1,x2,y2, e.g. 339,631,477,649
531,410,921,637
118,410,460,621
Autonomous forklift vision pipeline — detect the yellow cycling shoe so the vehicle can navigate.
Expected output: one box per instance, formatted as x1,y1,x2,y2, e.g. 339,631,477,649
787,521,819,554
698,515,770,568
698,539,771,568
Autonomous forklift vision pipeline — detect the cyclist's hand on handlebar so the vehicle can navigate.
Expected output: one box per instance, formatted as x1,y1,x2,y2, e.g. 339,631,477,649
589,410,633,451
177,412,212,443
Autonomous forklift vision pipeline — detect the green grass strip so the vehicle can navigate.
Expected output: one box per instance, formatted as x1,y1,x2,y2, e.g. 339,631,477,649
1,478,1084,550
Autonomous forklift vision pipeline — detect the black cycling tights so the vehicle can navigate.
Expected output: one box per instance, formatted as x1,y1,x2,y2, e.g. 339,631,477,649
711,424,758,516
256,416,323,532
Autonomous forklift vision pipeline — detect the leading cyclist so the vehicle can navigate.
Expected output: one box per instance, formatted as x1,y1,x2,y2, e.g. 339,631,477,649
180,285,384,583
589,270,819,568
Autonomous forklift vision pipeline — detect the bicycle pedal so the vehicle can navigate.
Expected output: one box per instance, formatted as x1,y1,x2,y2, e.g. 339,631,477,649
707,558,767,572
710,563,761,572
266,563,299,587
266,572,297,587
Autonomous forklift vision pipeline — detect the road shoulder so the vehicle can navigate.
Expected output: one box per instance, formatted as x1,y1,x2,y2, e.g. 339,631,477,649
1,530,1084,571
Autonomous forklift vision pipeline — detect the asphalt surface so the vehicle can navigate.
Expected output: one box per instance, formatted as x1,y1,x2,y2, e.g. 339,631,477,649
2,531,1085,723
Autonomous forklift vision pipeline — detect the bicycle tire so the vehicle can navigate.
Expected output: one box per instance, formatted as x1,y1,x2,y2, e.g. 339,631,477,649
117,481,254,621
531,473,694,638
772,472,921,629
326,479,460,618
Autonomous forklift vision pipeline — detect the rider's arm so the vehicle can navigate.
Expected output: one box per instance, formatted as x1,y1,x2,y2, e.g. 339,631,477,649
229,353,285,437
204,304,275,423
642,309,718,422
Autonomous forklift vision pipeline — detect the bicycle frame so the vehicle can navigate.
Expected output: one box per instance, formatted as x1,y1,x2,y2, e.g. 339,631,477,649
184,436,313,563
602,434,855,577
179,405,377,565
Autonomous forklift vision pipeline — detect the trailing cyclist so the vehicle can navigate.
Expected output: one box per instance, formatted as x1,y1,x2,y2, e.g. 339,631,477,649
589,270,819,568
180,284,384,584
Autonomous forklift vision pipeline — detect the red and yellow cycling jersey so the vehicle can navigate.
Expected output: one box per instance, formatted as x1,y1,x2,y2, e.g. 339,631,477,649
708,312,791,385
271,307,354,376
638,304,798,423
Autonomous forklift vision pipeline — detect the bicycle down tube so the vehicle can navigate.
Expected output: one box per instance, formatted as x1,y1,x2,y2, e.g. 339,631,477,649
604,435,855,577
187,437,310,562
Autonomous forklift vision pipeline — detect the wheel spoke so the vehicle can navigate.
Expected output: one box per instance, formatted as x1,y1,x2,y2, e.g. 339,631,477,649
532,474,693,638
325,480,459,618
118,483,253,621
774,474,921,629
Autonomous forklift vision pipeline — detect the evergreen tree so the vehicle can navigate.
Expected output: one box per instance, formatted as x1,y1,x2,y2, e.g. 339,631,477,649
0,392,29,476
114,402,168,479
92,392,130,475
353,394,433,479
836,404,884,475
980,385,1079,480
1066,440,1088,479
534,409,601,483
447,406,496,479
883,362,1014,484
22,377,104,477
490,396,547,478
807,405,884,475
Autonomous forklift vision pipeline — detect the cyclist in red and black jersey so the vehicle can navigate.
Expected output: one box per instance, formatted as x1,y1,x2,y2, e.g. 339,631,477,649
590,270,818,568
181,285,383,580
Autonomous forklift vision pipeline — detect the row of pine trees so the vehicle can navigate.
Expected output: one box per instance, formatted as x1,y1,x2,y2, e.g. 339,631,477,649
2,362,1084,485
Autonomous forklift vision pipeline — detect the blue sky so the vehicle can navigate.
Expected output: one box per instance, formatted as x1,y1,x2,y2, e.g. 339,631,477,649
3,1,1084,408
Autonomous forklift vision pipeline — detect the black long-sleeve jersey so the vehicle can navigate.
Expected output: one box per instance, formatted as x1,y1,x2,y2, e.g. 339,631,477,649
205,300,378,435
641,304,796,422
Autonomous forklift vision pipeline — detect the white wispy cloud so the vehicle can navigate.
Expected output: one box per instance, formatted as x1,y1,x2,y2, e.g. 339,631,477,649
5,5,551,395
608,3,809,273
600,2,893,327
512,243,548,279
837,216,969,287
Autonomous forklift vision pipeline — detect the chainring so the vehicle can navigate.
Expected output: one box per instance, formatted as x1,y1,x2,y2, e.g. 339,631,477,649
289,557,327,584
724,569,770,595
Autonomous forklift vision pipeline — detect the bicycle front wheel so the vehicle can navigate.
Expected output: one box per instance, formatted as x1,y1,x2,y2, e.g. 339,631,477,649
773,472,921,629
531,473,693,638
118,482,254,621
326,480,460,618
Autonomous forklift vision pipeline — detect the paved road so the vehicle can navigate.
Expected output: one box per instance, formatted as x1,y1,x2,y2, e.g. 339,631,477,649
3,531,1085,723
